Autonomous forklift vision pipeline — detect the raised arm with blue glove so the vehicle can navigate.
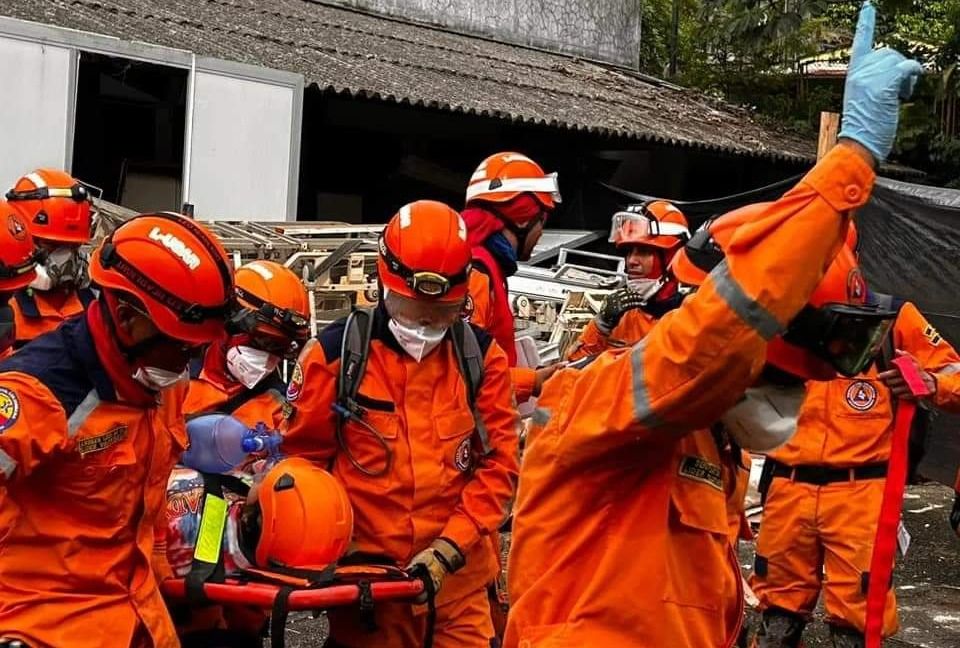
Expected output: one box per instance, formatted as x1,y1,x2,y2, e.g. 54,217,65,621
838,0,924,163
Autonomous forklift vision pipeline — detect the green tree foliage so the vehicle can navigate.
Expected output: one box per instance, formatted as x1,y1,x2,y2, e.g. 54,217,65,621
645,0,960,182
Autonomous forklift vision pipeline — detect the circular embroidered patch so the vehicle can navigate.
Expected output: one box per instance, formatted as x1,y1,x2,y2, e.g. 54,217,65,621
286,362,304,402
845,380,878,412
454,437,473,472
6,213,27,241
462,295,475,321
0,387,21,433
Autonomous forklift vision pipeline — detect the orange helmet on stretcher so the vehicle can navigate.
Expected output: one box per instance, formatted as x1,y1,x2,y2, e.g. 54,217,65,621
255,457,353,570
671,203,894,380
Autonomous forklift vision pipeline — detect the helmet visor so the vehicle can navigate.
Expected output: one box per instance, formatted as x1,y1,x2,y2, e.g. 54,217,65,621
609,212,690,243
782,303,897,377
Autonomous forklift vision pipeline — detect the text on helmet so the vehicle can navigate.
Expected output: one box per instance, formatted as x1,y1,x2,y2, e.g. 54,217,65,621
148,227,201,270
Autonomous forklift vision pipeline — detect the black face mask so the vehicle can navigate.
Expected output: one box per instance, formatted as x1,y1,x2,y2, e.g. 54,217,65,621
781,303,897,377
0,304,15,353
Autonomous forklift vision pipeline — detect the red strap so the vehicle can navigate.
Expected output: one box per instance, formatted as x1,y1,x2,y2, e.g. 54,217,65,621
864,356,931,647
471,246,517,366
160,577,423,609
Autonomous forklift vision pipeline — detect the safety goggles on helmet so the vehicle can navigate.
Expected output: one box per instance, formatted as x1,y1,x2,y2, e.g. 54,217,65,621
465,172,561,204
608,211,690,243
378,236,471,298
229,287,309,344
6,180,101,204
99,213,233,325
781,303,897,377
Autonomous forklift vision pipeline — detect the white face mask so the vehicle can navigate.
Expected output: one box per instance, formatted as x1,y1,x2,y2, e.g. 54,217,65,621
29,246,88,291
720,383,806,452
132,365,190,391
226,345,281,389
388,318,448,362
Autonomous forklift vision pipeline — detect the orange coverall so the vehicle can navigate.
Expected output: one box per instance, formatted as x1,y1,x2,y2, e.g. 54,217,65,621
505,144,874,648
752,301,960,637
0,306,186,648
565,308,657,361
282,310,519,647
467,270,536,402
9,286,93,347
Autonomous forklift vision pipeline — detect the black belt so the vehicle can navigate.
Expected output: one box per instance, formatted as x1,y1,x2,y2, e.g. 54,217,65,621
770,459,888,485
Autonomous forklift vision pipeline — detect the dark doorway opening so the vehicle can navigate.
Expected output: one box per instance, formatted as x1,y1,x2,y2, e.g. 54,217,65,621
72,52,188,212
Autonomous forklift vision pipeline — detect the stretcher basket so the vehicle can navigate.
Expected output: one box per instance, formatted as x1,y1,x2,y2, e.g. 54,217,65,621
161,572,426,648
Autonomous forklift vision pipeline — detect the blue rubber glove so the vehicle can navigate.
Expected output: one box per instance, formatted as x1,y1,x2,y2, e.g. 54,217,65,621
838,1,924,163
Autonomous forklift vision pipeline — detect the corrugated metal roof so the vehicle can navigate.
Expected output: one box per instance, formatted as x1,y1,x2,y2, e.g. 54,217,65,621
3,0,819,161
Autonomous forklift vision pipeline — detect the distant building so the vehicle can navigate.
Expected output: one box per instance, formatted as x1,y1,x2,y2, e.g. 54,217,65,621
0,0,826,226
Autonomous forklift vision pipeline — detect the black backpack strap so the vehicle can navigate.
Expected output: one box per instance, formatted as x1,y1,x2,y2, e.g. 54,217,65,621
270,585,294,648
78,287,96,308
449,321,491,456
337,308,375,418
185,473,235,603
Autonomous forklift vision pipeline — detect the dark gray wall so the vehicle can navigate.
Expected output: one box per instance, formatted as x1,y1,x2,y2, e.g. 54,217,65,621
334,0,641,67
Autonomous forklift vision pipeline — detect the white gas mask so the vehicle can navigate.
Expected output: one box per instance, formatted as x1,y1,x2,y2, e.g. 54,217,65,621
626,277,666,300
719,383,806,452
226,345,281,389
29,246,88,291
132,365,190,391
388,318,448,363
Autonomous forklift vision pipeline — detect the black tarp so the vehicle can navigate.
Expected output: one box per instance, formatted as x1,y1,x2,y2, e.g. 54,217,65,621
605,176,960,485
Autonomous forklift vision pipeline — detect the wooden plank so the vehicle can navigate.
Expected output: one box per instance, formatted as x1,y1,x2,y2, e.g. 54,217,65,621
818,111,841,160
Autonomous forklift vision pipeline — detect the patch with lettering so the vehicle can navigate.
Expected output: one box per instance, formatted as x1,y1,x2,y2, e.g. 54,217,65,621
454,437,473,472
0,387,21,433
845,381,878,412
286,362,304,402
78,425,128,456
678,455,723,491
462,295,475,321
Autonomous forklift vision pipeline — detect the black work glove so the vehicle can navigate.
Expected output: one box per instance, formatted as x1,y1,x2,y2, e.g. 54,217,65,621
596,286,650,334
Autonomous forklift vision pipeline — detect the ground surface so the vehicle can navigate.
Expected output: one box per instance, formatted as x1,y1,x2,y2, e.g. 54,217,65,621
279,484,960,647
741,482,960,647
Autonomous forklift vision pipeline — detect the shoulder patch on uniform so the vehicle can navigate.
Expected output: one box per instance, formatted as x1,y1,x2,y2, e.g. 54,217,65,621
77,425,128,455
678,455,722,491
0,387,21,433
924,324,943,346
845,380,878,411
462,295,475,322
286,362,304,402
454,437,473,473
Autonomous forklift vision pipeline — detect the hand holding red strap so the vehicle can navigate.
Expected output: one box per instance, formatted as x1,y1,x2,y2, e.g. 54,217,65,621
865,355,932,647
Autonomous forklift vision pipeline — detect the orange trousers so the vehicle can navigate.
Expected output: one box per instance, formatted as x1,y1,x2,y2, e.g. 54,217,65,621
750,476,898,636
329,585,494,647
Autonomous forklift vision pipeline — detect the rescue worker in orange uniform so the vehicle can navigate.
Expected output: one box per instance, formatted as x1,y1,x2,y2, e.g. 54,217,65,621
506,9,923,640
750,299,960,646
185,260,310,429
566,200,689,361
5,169,97,347
0,212,234,648
282,201,519,647
0,201,39,360
463,152,562,401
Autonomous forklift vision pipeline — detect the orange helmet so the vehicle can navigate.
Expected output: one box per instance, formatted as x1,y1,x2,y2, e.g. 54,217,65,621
0,200,38,293
671,203,893,380
6,169,95,244
89,212,234,344
377,201,472,303
610,200,690,251
465,152,561,213
255,457,353,570
230,260,310,352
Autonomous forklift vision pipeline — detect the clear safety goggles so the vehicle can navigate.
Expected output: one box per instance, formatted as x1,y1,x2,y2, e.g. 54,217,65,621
378,236,470,298
782,303,897,377
466,172,561,204
609,211,690,243
228,287,310,356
